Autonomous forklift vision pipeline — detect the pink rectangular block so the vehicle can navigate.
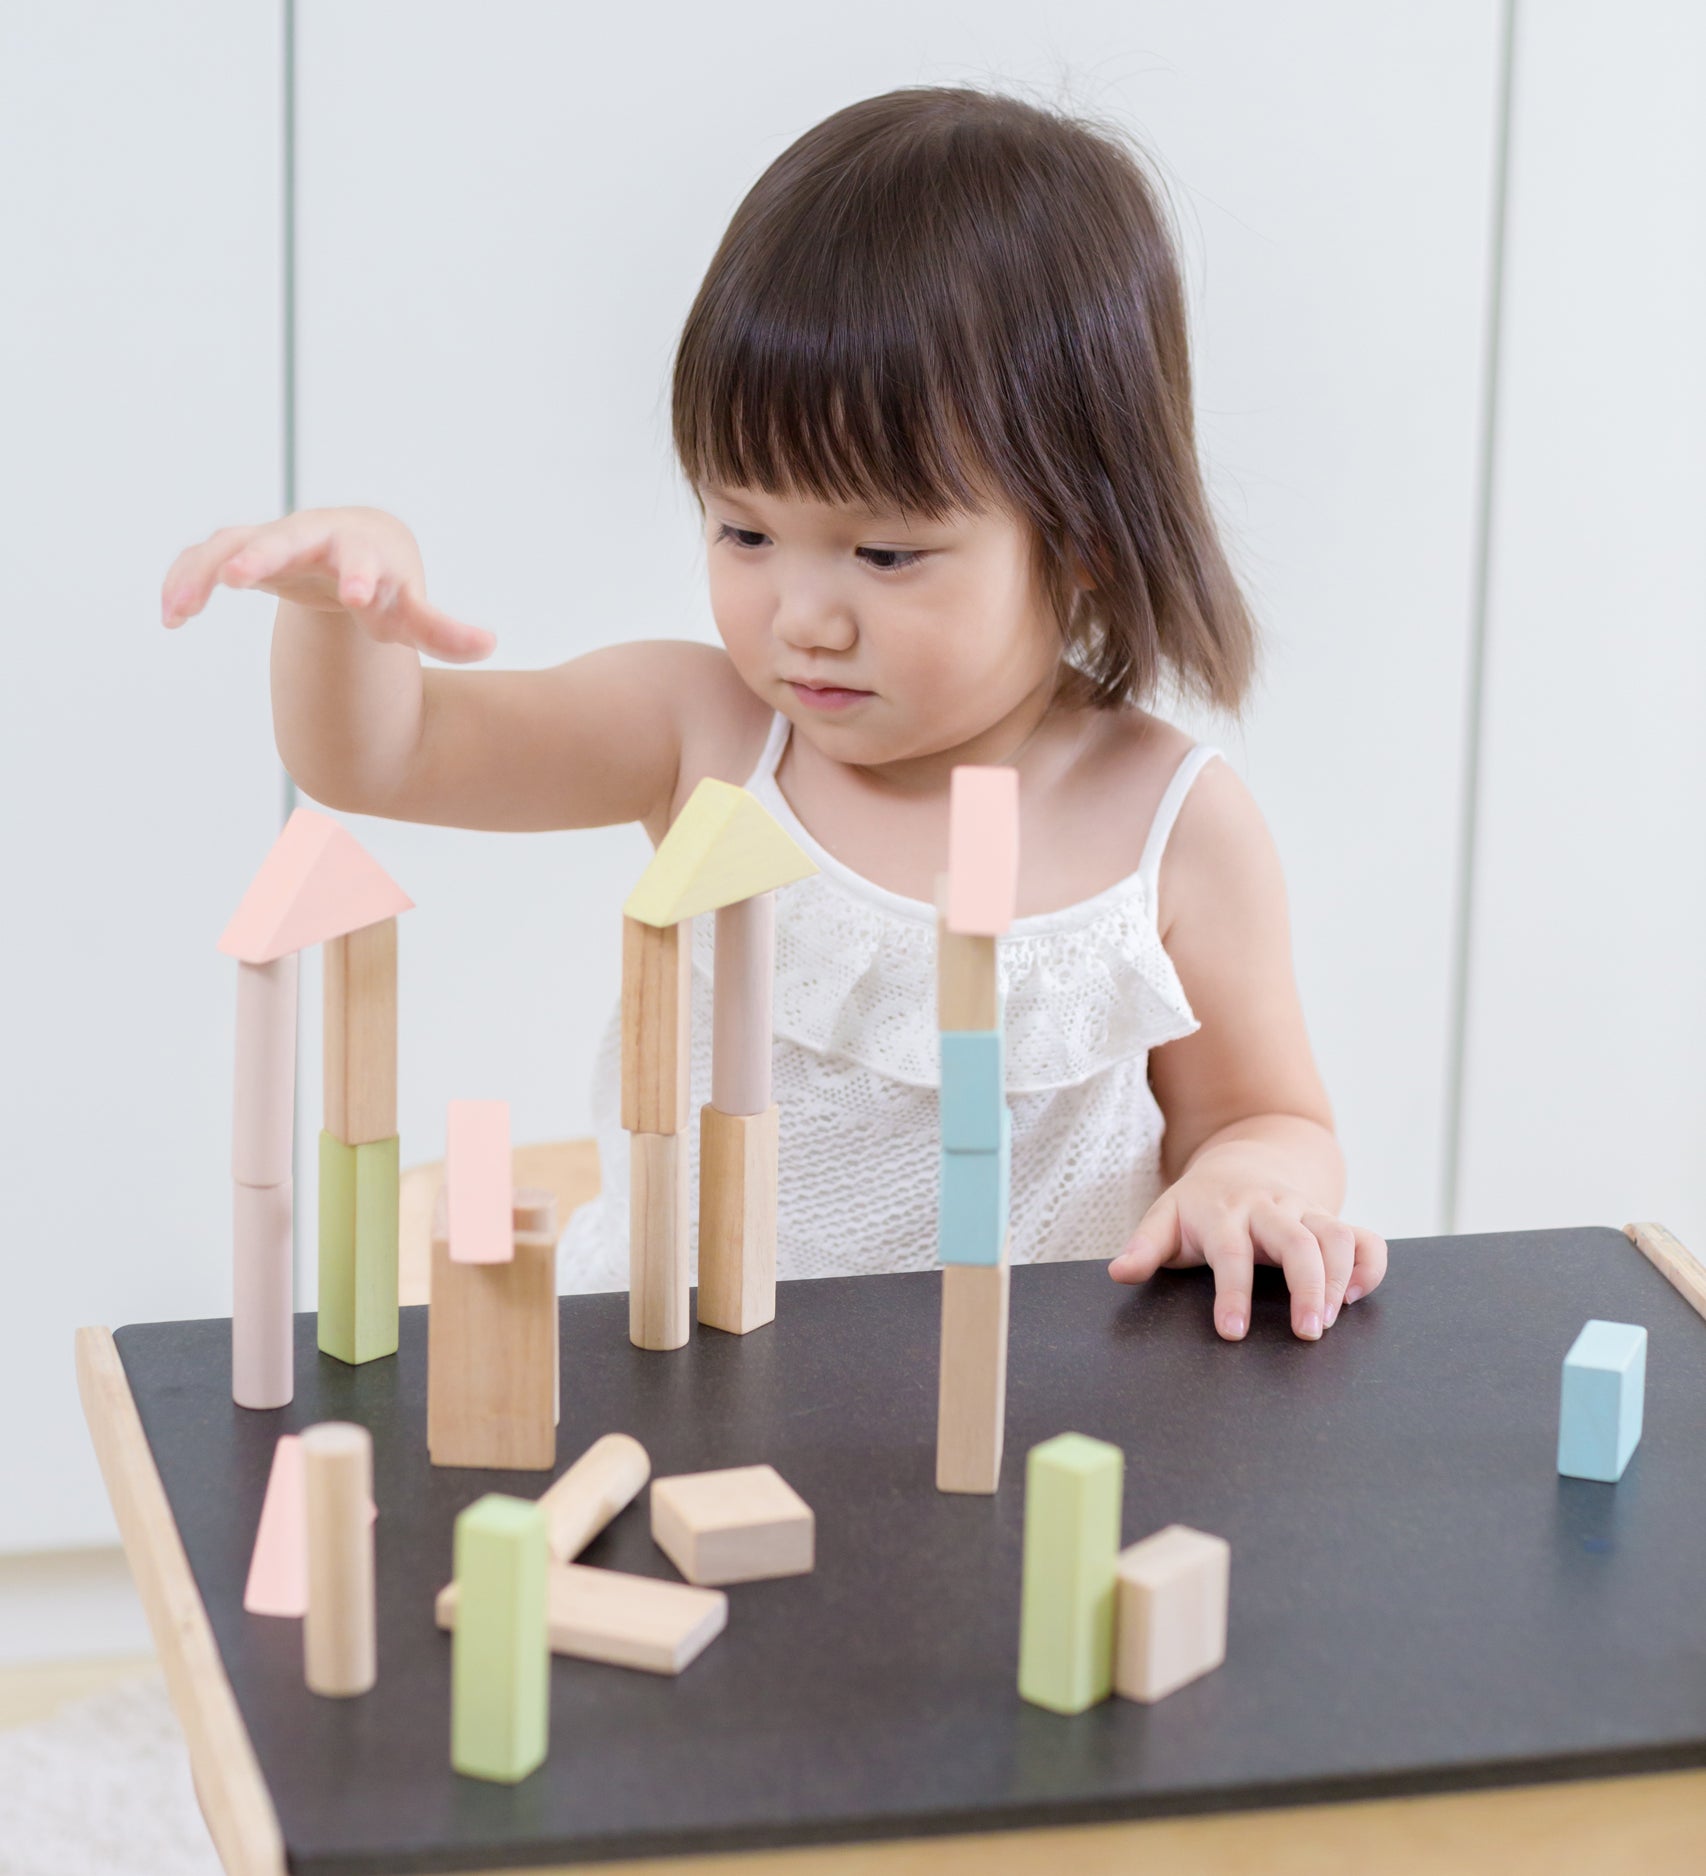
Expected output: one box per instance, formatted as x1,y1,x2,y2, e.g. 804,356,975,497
946,766,1019,936
446,1099,514,1265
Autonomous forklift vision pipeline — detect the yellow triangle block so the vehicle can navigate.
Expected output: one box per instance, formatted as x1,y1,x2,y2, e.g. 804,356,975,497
624,780,817,927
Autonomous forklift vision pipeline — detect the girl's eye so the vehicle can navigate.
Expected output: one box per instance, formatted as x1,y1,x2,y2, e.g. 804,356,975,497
713,523,922,572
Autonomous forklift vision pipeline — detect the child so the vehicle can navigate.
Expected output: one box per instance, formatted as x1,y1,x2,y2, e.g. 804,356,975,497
162,84,1387,1342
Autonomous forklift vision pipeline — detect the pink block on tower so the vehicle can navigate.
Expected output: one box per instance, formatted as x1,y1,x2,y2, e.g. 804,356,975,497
945,765,1020,936
446,1098,514,1265
218,807,413,965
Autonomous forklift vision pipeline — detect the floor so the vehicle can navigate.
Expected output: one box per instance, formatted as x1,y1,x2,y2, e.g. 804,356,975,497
0,1652,160,1729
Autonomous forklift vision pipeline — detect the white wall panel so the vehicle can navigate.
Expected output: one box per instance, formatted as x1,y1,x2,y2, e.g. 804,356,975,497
0,6,284,1548
1459,2,1706,1245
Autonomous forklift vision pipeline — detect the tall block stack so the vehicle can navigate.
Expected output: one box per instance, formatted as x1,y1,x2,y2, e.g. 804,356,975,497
620,779,814,1350
935,765,1018,1493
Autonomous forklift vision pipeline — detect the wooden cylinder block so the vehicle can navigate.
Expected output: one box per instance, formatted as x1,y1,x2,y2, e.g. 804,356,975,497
232,1177,294,1410
629,1131,689,1351
540,1431,651,1562
303,1421,376,1698
697,1104,779,1336
711,892,775,1116
233,953,298,1185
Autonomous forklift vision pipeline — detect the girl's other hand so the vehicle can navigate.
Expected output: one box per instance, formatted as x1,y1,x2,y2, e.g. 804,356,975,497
1108,1149,1388,1341
159,506,497,664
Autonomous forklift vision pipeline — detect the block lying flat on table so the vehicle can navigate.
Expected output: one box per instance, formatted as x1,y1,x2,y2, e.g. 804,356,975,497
539,1432,651,1562
945,765,1019,936
623,777,816,928
446,1098,515,1265
323,918,397,1147
1558,1318,1647,1483
1018,1432,1124,1714
938,1108,1012,1267
936,1254,1011,1494
451,1494,549,1784
651,1464,814,1586
697,1103,779,1336
1114,1524,1230,1703
629,1130,689,1351
620,916,692,1135
317,1131,400,1366
934,876,999,1032
438,1562,727,1677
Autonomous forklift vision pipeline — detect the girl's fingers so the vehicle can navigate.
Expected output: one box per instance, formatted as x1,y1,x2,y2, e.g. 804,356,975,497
1304,1213,1357,1326
1344,1226,1389,1306
219,512,335,591
1109,1191,1181,1284
1254,1203,1328,1340
162,525,259,625
400,593,497,664
1202,1220,1255,1342
335,541,384,613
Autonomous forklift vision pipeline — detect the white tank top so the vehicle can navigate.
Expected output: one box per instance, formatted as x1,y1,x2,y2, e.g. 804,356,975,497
558,712,1223,1293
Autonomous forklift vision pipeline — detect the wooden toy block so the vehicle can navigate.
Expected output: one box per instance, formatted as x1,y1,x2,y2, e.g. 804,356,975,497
945,765,1019,936
620,915,692,1134
232,953,298,1186
650,1464,814,1586
302,1422,375,1698
232,1177,294,1410
437,1562,726,1677
219,806,413,964
1558,1319,1647,1482
539,1431,651,1561
450,1494,549,1784
317,1131,400,1366
1624,1221,1706,1324
711,892,776,1115
244,1434,307,1616
697,1103,779,1336
936,1253,1011,1494
623,777,816,928
934,876,999,1032
629,1130,689,1351
1017,1432,1123,1714
429,1189,559,1470
447,1098,515,1265
513,1185,557,1236
938,1109,1012,1267
939,1029,1005,1152
1114,1524,1230,1703
323,917,397,1146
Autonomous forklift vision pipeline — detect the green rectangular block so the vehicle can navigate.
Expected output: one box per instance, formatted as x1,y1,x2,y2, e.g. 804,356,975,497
451,1494,550,1784
317,1130,399,1365
1017,1432,1124,1714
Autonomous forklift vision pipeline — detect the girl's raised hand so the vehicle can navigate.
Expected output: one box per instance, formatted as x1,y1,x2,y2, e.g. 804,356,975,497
159,506,497,664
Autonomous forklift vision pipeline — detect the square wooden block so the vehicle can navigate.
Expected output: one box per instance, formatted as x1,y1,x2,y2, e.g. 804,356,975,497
1114,1523,1230,1704
650,1464,814,1586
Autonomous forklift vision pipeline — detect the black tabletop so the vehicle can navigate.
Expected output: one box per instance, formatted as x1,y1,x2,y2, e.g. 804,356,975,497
115,1225,1706,1875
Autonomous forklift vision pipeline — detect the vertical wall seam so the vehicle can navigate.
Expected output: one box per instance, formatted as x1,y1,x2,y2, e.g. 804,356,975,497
1442,0,1519,1233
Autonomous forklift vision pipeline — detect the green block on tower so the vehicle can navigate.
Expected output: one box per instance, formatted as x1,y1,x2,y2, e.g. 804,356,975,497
317,1129,399,1365
451,1494,550,1784
1017,1432,1124,1714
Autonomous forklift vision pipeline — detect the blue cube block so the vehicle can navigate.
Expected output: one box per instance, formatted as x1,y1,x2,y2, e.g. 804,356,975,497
938,1108,1011,1266
1557,1319,1646,1483
940,1030,1005,1152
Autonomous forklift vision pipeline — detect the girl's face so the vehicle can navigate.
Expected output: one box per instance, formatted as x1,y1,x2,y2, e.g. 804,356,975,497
699,481,1067,772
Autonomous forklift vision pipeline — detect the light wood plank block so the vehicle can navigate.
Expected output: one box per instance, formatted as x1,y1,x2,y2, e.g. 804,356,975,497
232,953,297,1186
451,1494,549,1784
447,1098,515,1265
322,917,397,1147
936,1253,1010,1494
935,876,999,1031
317,1131,399,1366
711,892,776,1115
629,1130,689,1351
1624,1221,1706,1323
437,1561,726,1677
650,1464,814,1586
429,1189,559,1470
302,1422,375,1698
697,1103,779,1336
232,1177,293,1410
620,915,692,1135
1017,1433,1123,1714
1114,1524,1230,1704
623,777,816,927
945,765,1019,935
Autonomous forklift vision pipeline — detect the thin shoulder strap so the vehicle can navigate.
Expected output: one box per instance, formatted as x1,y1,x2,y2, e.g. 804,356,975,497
743,710,792,790
1135,745,1224,901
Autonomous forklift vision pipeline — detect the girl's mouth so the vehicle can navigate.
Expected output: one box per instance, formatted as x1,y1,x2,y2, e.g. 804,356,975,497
787,680,873,712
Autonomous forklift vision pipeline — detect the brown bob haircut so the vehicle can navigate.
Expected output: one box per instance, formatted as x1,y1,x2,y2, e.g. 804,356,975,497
671,83,1259,716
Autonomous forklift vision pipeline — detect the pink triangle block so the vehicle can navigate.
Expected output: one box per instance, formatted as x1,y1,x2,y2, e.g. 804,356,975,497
945,766,1019,935
244,1434,307,1616
218,807,414,963
447,1099,515,1265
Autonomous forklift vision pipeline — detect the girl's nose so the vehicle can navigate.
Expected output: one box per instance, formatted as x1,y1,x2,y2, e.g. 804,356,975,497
773,593,857,655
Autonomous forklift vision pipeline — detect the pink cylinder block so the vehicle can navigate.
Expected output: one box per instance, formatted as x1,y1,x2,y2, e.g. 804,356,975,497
233,953,299,1186
712,893,775,1116
234,1176,294,1409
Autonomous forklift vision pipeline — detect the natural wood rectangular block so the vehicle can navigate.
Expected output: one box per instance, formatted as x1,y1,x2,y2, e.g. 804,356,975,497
711,893,775,1115
429,1190,559,1470
697,1103,778,1336
620,915,691,1134
1017,1433,1123,1714
936,1254,1010,1494
303,1422,375,1698
437,1562,726,1677
935,877,998,1031
650,1464,814,1586
317,1132,399,1366
323,917,397,1146
629,1131,689,1351
1114,1524,1230,1703
451,1494,549,1784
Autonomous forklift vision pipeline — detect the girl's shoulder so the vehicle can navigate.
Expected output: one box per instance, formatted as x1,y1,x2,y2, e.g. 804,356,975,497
644,641,774,834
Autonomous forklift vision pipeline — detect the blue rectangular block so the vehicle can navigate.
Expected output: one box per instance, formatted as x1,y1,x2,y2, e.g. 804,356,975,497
1557,1319,1646,1483
940,1030,1005,1152
938,1108,1011,1266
